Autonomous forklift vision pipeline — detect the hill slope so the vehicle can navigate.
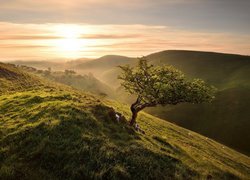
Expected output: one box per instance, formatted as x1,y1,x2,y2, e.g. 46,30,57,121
147,50,250,89
0,62,43,93
144,50,250,155
88,50,250,155
0,63,250,179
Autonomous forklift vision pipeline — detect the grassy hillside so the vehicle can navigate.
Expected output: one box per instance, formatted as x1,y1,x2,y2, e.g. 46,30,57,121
90,50,250,155
7,51,250,154
0,62,43,93
1,63,250,179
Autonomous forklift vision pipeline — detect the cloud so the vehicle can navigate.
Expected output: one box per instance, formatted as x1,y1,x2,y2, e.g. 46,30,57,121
0,34,142,40
1,0,249,37
0,35,60,40
0,0,199,10
0,22,249,60
81,34,142,39
0,44,50,49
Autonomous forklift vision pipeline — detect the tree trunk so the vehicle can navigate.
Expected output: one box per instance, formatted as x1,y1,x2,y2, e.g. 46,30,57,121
129,97,140,126
129,108,138,126
129,97,155,126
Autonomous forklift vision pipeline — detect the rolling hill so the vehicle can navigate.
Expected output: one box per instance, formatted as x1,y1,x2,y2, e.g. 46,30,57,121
1,62,250,179
147,50,250,89
92,50,250,155
7,50,250,155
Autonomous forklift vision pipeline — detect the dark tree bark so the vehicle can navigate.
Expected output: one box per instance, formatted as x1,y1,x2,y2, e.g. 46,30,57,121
130,105,138,126
129,97,156,126
129,97,139,126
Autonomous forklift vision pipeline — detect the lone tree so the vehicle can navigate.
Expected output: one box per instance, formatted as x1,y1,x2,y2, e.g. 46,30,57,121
118,58,216,126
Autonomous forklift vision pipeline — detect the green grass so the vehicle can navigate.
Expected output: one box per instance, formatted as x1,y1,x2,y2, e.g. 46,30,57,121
0,90,195,179
105,100,250,178
1,62,250,179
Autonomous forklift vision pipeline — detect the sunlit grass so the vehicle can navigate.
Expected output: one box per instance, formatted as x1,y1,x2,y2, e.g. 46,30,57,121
0,63,250,179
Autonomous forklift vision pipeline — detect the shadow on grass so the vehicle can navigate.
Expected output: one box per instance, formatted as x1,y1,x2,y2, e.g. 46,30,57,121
0,105,197,180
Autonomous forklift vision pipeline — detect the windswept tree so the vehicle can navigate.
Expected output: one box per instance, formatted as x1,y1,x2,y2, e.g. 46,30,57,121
118,58,216,126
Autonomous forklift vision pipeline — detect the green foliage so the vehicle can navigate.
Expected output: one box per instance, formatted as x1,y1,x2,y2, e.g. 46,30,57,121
64,69,76,75
119,58,215,106
118,58,216,124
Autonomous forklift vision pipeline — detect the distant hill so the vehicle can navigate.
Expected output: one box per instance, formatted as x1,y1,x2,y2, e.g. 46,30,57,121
69,55,135,82
11,58,92,72
10,56,135,85
1,62,249,179
99,50,250,88
10,60,66,71
71,55,135,70
147,50,250,89
19,66,116,98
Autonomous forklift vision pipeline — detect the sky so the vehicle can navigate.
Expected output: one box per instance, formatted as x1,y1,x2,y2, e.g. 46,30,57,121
0,0,249,60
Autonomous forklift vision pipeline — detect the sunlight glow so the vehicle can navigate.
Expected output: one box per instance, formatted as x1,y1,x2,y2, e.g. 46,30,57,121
1,22,249,60
54,25,85,58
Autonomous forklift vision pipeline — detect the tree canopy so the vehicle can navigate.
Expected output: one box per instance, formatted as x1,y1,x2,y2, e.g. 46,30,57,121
118,57,216,126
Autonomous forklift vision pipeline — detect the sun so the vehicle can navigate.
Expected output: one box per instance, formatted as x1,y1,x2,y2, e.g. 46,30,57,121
53,25,84,58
